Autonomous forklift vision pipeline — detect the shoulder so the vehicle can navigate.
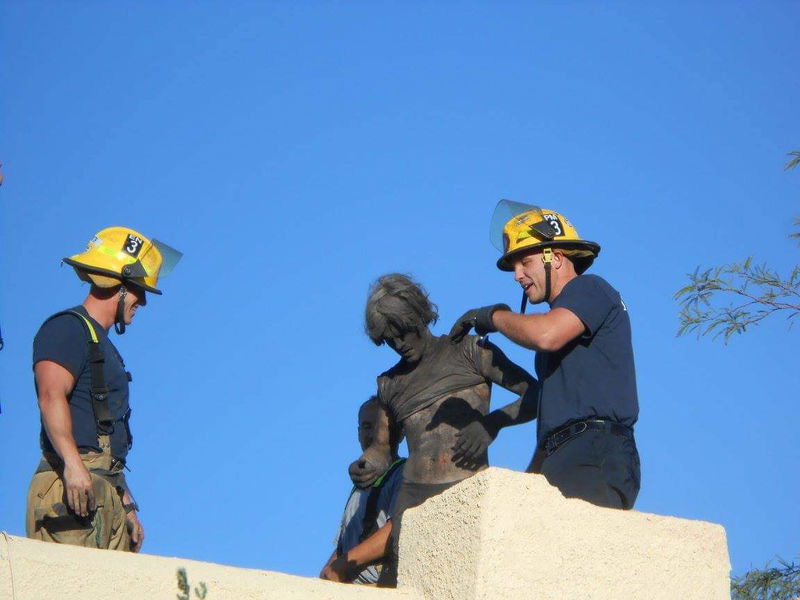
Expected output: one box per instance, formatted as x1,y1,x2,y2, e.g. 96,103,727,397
377,358,408,386
437,333,481,356
566,274,616,292
558,275,621,303
35,310,91,347
553,275,624,337
456,333,499,363
376,366,401,405
34,309,91,374
378,362,401,380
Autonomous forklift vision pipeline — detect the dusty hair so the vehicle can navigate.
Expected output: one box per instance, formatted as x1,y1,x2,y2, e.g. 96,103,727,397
365,273,438,345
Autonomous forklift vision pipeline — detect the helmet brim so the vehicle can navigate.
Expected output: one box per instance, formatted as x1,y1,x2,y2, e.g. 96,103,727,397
496,240,601,272
63,258,163,295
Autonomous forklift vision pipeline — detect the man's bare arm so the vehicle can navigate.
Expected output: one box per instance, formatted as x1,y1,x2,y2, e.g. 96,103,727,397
122,487,144,552
493,308,585,352
349,402,393,489
35,360,96,517
319,548,339,579
321,521,393,583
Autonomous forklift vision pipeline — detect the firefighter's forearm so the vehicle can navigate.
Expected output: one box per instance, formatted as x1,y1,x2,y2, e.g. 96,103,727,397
39,392,83,468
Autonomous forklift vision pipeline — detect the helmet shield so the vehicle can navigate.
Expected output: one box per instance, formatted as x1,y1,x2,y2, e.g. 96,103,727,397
490,200,540,252
151,240,182,278
123,238,182,293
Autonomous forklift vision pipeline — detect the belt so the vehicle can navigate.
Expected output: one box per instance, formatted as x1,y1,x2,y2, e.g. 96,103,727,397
542,419,633,457
36,454,127,478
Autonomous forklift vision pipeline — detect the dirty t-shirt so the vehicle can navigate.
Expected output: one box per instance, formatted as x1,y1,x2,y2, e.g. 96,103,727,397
377,335,487,424
33,306,132,459
535,274,639,441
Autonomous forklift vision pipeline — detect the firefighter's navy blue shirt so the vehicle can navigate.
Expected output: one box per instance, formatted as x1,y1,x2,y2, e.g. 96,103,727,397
33,305,132,460
535,274,638,441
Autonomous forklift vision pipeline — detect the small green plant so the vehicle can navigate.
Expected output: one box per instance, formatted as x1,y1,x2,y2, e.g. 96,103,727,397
176,567,208,600
731,558,800,600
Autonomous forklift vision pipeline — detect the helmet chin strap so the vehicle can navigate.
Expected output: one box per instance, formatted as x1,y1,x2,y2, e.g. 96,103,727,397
518,247,554,313
542,247,553,304
114,286,127,335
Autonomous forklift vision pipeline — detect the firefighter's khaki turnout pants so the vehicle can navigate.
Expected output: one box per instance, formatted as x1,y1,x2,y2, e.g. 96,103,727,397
26,436,131,550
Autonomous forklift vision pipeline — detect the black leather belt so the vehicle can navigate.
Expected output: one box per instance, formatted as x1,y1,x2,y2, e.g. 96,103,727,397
542,419,633,457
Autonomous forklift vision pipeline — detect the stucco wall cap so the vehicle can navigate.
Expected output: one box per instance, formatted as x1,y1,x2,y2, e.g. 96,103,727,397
0,532,418,600
397,468,731,600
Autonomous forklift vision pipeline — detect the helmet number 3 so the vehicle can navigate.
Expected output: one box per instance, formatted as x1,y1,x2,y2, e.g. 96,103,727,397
543,214,564,237
123,234,144,258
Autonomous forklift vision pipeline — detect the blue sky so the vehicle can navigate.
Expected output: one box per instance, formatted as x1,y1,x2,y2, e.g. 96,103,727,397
1,1,798,579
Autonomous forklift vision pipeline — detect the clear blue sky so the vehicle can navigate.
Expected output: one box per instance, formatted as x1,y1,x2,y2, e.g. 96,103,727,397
1,1,798,579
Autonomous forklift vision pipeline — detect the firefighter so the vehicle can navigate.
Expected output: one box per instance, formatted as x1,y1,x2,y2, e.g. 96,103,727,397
450,201,640,509
26,227,181,550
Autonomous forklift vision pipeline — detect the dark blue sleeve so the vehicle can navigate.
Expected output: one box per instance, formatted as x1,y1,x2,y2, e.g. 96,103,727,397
552,275,616,337
33,315,88,379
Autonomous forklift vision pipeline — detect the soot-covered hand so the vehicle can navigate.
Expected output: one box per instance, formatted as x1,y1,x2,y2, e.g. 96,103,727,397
452,419,498,463
348,449,391,489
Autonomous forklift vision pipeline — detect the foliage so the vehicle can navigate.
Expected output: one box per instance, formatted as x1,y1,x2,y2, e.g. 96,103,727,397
731,558,800,600
176,567,208,600
675,258,800,341
676,151,799,342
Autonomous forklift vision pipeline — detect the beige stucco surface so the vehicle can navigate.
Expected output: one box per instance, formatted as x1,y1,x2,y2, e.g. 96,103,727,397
0,532,418,600
398,468,731,600
1,467,732,600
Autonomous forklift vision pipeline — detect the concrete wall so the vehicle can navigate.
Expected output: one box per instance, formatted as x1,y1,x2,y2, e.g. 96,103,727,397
0,532,417,600
1,468,731,600
398,468,731,600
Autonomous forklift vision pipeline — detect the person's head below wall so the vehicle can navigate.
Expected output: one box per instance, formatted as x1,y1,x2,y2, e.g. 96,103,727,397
358,395,403,456
364,273,438,346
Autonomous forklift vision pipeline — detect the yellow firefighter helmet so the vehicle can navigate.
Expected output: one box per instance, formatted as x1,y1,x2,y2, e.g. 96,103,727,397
63,226,182,295
490,200,600,272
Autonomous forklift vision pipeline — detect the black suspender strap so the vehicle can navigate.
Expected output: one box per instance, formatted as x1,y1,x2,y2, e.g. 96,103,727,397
85,327,114,434
45,311,114,436
359,458,405,543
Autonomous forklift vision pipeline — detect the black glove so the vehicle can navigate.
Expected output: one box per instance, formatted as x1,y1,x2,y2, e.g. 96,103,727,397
451,419,499,463
448,304,511,343
348,449,391,489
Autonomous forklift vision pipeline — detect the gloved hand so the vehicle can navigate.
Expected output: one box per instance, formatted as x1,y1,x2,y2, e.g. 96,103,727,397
348,448,391,489
451,419,499,463
448,304,511,343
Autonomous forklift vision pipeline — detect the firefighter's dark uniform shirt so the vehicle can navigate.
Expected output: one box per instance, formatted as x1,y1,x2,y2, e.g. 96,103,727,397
535,274,639,441
33,305,131,460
